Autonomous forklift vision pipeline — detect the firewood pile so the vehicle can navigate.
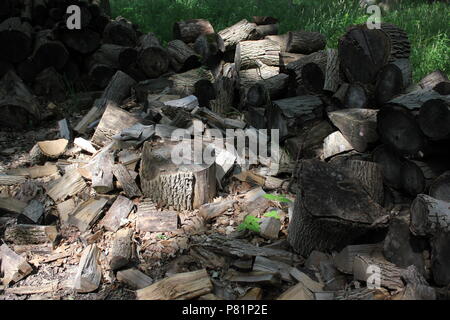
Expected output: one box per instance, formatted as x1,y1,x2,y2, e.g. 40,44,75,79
1,5,450,300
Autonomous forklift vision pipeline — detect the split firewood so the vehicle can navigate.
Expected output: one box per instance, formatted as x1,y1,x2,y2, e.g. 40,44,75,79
227,271,281,286
333,244,384,274
29,139,68,165
0,174,27,186
74,137,97,154
100,195,134,232
410,194,450,236
431,232,450,286
389,88,450,111
429,171,450,202
419,70,449,90
199,200,236,222
328,109,378,152
321,131,353,160
46,169,86,203
290,268,324,292
56,198,76,226
21,199,44,224
136,201,178,232
116,268,153,289
90,150,114,194
277,282,314,300
0,70,40,129
68,198,108,233
173,19,214,44
4,224,58,245
109,228,133,271
73,244,102,293
383,213,427,275
239,288,263,300
136,269,213,300
267,95,323,139
91,104,141,147
259,217,281,240
398,266,436,300
218,19,258,51
112,164,142,198
288,159,387,256
252,256,292,282
103,17,137,47
168,67,214,95
0,197,28,215
353,255,405,291
0,243,33,285
7,164,58,179
323,48,342,93
377,104,427,156
58,119,73,141
140,141,216,210
74,71,136,133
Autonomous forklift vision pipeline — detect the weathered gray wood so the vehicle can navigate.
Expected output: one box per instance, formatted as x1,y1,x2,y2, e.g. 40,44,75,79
0,175,27,186
228,271,281,286
0,244,33,285
109,228,133,271
73,244,102,293
286,30,326,54
410,194,450,236
100,196,134,232
137,269,213,300
252,256,292,282
333,243,383,274
218,19,258,51
90,150,114,194
322,131,353,160
259,217,281,240
116,268,153,289
353,255,404,291
21,200,44,224
112,164,142,198
46,169,86,203
199,200,236,222
68,198,108,232
7,164,58,179
290,268,324,293
4,224,58,245
429,171,450,202
136,201,178,232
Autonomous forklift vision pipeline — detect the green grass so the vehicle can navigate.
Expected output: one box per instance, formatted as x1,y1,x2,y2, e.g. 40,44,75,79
110,0,449,81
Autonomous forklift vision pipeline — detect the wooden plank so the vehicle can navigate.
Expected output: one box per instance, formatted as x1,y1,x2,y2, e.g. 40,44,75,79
117,268,153,289
136,269,212,300
68,198,108,232
46,169,86,202
0,244,33,285
100,195,134,232
136,202,178,232
73,244,102,293
112,164,142,198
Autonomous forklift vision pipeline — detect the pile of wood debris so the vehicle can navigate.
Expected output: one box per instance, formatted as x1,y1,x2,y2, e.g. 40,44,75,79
1,10,450,300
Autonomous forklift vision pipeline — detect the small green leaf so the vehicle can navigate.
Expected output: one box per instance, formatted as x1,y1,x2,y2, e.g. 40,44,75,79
263,194,292,203
238,215,261,233
264,210,281,219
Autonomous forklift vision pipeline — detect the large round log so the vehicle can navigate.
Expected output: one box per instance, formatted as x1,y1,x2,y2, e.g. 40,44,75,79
374,63,404,106
93,44,138,70
194,33,225,72
343,83,369,109
285,50,327,94
377,104,427,156
32,29,69,72
338,24,391,84
0,18,33,63
429,171,450,202
173,19,214,44
218,19,258,51
33,67,67,103
0,70,40,129
137,33,169,79
418,99,450,140
287,159,387,256
140,141,216,210
410,194,450,236
286,31,326,54
380,23,411,61
58,28,101,54
103,17,138,47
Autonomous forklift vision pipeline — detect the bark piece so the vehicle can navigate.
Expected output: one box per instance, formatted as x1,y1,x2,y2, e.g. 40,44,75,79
116,268,153,289
68,198,108,232
73,244,102,293
328,108,378,152
100,196,134,232
253,256,292,282
136,201,178,232
287,159,387,256
0,175,27,186
0,244,33,285
140,141,216,210
136,269,213,300
109,228,133,271
353,255,404,291
4,224,58,245
323,48,342,93
46,169,86,203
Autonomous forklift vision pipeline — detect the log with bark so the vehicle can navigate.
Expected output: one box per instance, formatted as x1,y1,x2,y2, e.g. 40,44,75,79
285,50,327,94
29,139,68,165
0,70,40,129
140,141,216,210
235,39,281,71
169,67,214,95
389,88,450,111
0,243,33,285
410,194,450,236
73,244,102,293
173,19,214,44
333,243,383,274
429,171,450,202
193,33,225,73
431,232,450,286
33,67,67,102
418,99,450,140
32,29,69,72
419,70,448,90
168,39,201,73
218,19,258,51
4,224,58,245
209,76,235,114
286,31,326,54
287,159,388,256
103,17,137,47
0,17,33,63
91,43,138,70
137,33,170,79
